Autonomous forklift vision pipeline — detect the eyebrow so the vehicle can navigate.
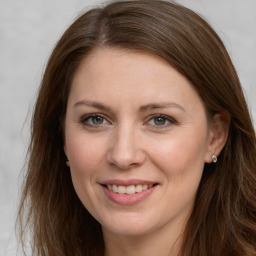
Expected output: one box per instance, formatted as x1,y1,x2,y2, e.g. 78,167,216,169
139,102,185,112
73,100,111,111
73,100,185,112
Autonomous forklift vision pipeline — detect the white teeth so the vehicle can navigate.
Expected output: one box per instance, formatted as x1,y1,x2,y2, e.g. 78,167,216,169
126,185,136,194
106,184,154,194
112,184,118,193
142,184,148,190
117,186,126,194
135,184,143,193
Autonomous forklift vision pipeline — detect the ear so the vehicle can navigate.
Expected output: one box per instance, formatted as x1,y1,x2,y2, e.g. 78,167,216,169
205,113,230,163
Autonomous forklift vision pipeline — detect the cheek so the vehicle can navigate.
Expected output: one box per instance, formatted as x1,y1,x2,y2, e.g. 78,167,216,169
148,130,208,177
66,133,108,178
66,135,109,209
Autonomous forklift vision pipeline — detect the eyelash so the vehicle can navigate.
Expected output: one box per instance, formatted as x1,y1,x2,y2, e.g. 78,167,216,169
146,114,177,128
80,113,110,127
80,113,177,129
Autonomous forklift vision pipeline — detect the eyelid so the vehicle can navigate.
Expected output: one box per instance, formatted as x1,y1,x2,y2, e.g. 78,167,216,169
146,114,178,127
80,113,111,126
79,113,177,129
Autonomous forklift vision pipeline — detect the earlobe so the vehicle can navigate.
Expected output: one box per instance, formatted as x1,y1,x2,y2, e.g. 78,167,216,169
205,113,230,163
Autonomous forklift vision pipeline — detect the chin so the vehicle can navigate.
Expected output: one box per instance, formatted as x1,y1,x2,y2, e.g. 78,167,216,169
103,224,153,238
100,213,159,237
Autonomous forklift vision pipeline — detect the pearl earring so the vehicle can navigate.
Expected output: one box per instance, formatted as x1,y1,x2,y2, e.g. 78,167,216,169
211,154,217,163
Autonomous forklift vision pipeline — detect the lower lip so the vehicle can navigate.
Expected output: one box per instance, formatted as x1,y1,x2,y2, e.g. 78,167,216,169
102,185,157,205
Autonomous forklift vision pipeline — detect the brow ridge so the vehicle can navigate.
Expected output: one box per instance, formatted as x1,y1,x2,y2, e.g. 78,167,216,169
73,100,185,112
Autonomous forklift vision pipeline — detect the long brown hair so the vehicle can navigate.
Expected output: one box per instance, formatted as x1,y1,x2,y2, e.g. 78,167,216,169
18,1,256,255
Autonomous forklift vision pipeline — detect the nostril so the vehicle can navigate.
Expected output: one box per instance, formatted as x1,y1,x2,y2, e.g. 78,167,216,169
107,150,146,170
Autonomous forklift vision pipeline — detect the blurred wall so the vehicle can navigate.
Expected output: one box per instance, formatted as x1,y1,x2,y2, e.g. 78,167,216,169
0,0,255,255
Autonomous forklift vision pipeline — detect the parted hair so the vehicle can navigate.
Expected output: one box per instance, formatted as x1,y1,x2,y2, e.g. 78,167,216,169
18,1,256,255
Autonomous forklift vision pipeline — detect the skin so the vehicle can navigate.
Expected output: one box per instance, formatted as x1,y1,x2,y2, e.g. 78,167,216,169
64,48,228,256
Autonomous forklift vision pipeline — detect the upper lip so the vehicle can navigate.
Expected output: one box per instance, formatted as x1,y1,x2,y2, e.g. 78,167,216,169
100,179,159,186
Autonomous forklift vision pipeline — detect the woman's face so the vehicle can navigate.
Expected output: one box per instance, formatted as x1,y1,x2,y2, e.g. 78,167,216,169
64,48,214,238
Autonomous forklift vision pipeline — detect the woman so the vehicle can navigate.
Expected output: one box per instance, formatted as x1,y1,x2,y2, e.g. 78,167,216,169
18,0,256,255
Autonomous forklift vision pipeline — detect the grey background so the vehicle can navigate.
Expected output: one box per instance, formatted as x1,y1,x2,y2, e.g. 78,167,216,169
1,0,255,255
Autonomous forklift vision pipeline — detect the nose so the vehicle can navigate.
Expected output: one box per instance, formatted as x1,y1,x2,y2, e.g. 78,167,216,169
107,125,146,170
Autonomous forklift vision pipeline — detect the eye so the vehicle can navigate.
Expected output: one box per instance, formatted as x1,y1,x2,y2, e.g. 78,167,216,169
147,114,177,127
90,116,105,125
152,116,167,126
81,114,109,127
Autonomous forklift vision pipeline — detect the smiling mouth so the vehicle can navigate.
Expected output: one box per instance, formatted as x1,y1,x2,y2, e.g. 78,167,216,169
103,184,158,194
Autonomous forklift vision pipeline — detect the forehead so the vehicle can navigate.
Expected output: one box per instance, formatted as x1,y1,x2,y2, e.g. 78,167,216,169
69,47,205,115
